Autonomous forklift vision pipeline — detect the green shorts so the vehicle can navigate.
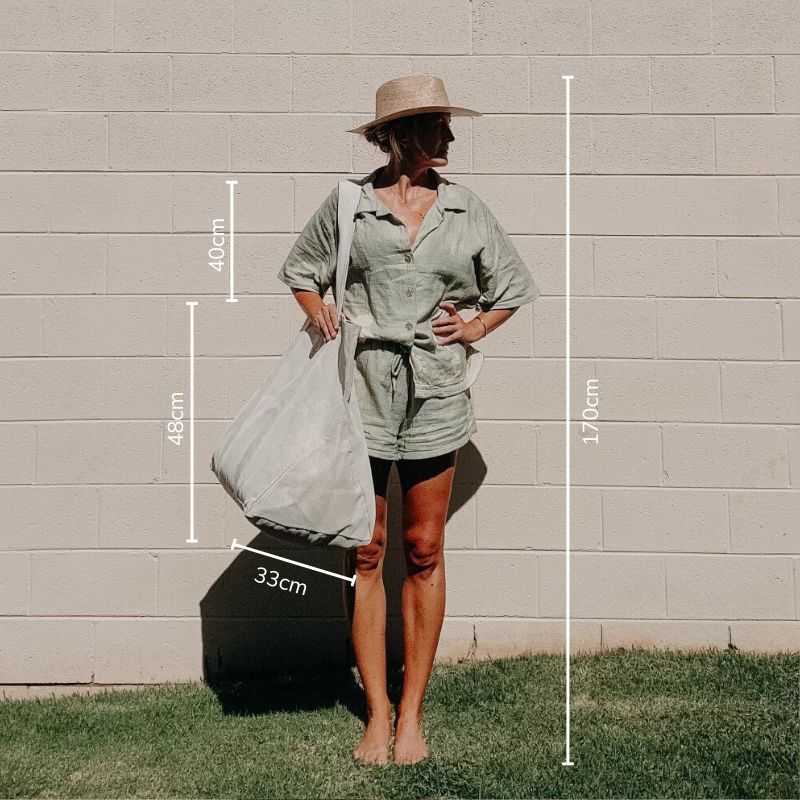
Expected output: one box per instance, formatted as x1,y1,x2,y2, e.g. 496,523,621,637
352,339,478,461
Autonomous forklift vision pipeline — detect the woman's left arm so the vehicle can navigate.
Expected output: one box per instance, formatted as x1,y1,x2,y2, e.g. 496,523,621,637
464,308,516,343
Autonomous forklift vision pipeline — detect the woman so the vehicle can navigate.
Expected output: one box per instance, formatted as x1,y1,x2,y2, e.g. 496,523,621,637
277,75,540,765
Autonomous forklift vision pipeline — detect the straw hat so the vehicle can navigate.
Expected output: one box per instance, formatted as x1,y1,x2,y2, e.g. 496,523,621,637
346,74,481,135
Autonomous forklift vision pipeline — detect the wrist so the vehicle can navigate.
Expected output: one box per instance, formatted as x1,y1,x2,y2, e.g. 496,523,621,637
470,315,488,342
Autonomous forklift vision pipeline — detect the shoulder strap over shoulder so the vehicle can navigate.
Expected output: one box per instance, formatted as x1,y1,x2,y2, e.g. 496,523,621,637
334,180,362,314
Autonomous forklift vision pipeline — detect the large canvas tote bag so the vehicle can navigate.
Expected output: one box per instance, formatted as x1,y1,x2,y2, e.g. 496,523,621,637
210,180,375,549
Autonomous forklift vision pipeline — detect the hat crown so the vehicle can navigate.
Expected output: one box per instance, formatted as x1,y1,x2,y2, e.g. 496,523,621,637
374,74,450,120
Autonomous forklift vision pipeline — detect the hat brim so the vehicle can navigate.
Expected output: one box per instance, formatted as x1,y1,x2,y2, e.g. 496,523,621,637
346,105,482,135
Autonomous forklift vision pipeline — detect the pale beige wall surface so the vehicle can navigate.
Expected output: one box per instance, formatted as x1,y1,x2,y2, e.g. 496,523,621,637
1,0,799,695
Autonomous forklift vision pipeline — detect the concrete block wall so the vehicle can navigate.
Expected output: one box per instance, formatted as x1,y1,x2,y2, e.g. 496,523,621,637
1,0,799,695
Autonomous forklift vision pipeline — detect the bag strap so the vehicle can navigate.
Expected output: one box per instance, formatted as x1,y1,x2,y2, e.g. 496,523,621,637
334,180,362,316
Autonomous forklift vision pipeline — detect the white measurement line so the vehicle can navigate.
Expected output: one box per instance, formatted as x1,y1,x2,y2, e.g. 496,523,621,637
225,179,238,303
230,538,356,586
185,301,199,544
561,74,575,768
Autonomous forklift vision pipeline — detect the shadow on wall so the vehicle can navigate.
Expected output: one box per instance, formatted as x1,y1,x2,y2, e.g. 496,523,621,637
198,442,487,717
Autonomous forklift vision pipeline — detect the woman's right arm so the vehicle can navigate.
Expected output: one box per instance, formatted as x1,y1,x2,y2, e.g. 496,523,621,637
291,289,340,342
278,187,341,341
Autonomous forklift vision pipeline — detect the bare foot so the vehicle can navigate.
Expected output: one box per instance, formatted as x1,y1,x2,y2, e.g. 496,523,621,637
392,714,429,765
353,712,393,765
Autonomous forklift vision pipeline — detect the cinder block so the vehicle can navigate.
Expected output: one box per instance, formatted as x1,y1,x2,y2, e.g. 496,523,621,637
1,234,105,295
0,554,29,614
713,0,800,53
95,618,203,683
0,358,103,420
109,113,229,171
172,55,289,111
592,116,715,174
0,175,50,231
0,1,112,50
354,0,470,53
0,424,35,484
531,57,649,112
0,54,49,109
116,0,232,52
657,299,781,359
663,424,789,488
48,174,172,233
0,486,98,550
48,54,170,110
596,360,720,422
779,178,800,234
30,552,157,615
35,421,161,484
722,364,800,423
235,0,352,53
591,0,712,54
0,620,94,684
784,301,800,359
603,488,729,552
537,422,662,487
539,552,666,618
472,0,590,54
651,56,773,113
171,173,294,233
666,555,795,619
99,485,226,549
718,238,800,298
534,176,779,236
231,115,350,172
533,297,657,358
476,485,602,550
594,237,717,296
716,118,800,175
729,491,800,554
0,113,105,170
43,296,167,356
474,115,591,174
445,551,537,616
0,298,43,355
775,56,800,112
729,622,800,652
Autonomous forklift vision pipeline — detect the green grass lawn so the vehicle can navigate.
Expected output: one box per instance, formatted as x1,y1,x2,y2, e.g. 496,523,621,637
1,647,797,799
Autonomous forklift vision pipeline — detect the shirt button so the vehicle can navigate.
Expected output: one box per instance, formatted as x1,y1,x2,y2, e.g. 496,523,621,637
406,288,413,297
404,253,412,263
405,322,413,331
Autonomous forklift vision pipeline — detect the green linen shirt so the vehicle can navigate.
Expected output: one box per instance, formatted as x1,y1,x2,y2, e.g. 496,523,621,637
277,166,540,398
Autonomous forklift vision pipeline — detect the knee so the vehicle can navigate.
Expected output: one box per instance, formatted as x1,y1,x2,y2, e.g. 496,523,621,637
403,531,442,576
355,529,386,575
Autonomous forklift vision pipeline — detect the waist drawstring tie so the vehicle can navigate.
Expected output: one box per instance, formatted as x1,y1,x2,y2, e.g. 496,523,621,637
390,348,407,401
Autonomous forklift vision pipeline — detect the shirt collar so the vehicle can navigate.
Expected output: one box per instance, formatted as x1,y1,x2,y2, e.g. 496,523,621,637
354,166,467,217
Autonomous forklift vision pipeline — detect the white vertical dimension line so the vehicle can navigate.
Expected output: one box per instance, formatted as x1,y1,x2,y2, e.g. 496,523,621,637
225,179,238,303
561,73,575,768
185,301,199,544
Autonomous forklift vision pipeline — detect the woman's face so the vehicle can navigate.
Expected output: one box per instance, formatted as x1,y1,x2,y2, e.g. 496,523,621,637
417,113,454,163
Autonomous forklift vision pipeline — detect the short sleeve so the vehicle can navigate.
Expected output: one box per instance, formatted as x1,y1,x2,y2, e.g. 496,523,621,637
277,186,338,297
474,201,541,312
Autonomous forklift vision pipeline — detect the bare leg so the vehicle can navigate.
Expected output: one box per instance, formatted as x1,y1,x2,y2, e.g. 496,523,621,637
392,450,457,765
343,456,394,764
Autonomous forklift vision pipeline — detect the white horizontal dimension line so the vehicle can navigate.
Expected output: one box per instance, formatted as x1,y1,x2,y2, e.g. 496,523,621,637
231,538,355,586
